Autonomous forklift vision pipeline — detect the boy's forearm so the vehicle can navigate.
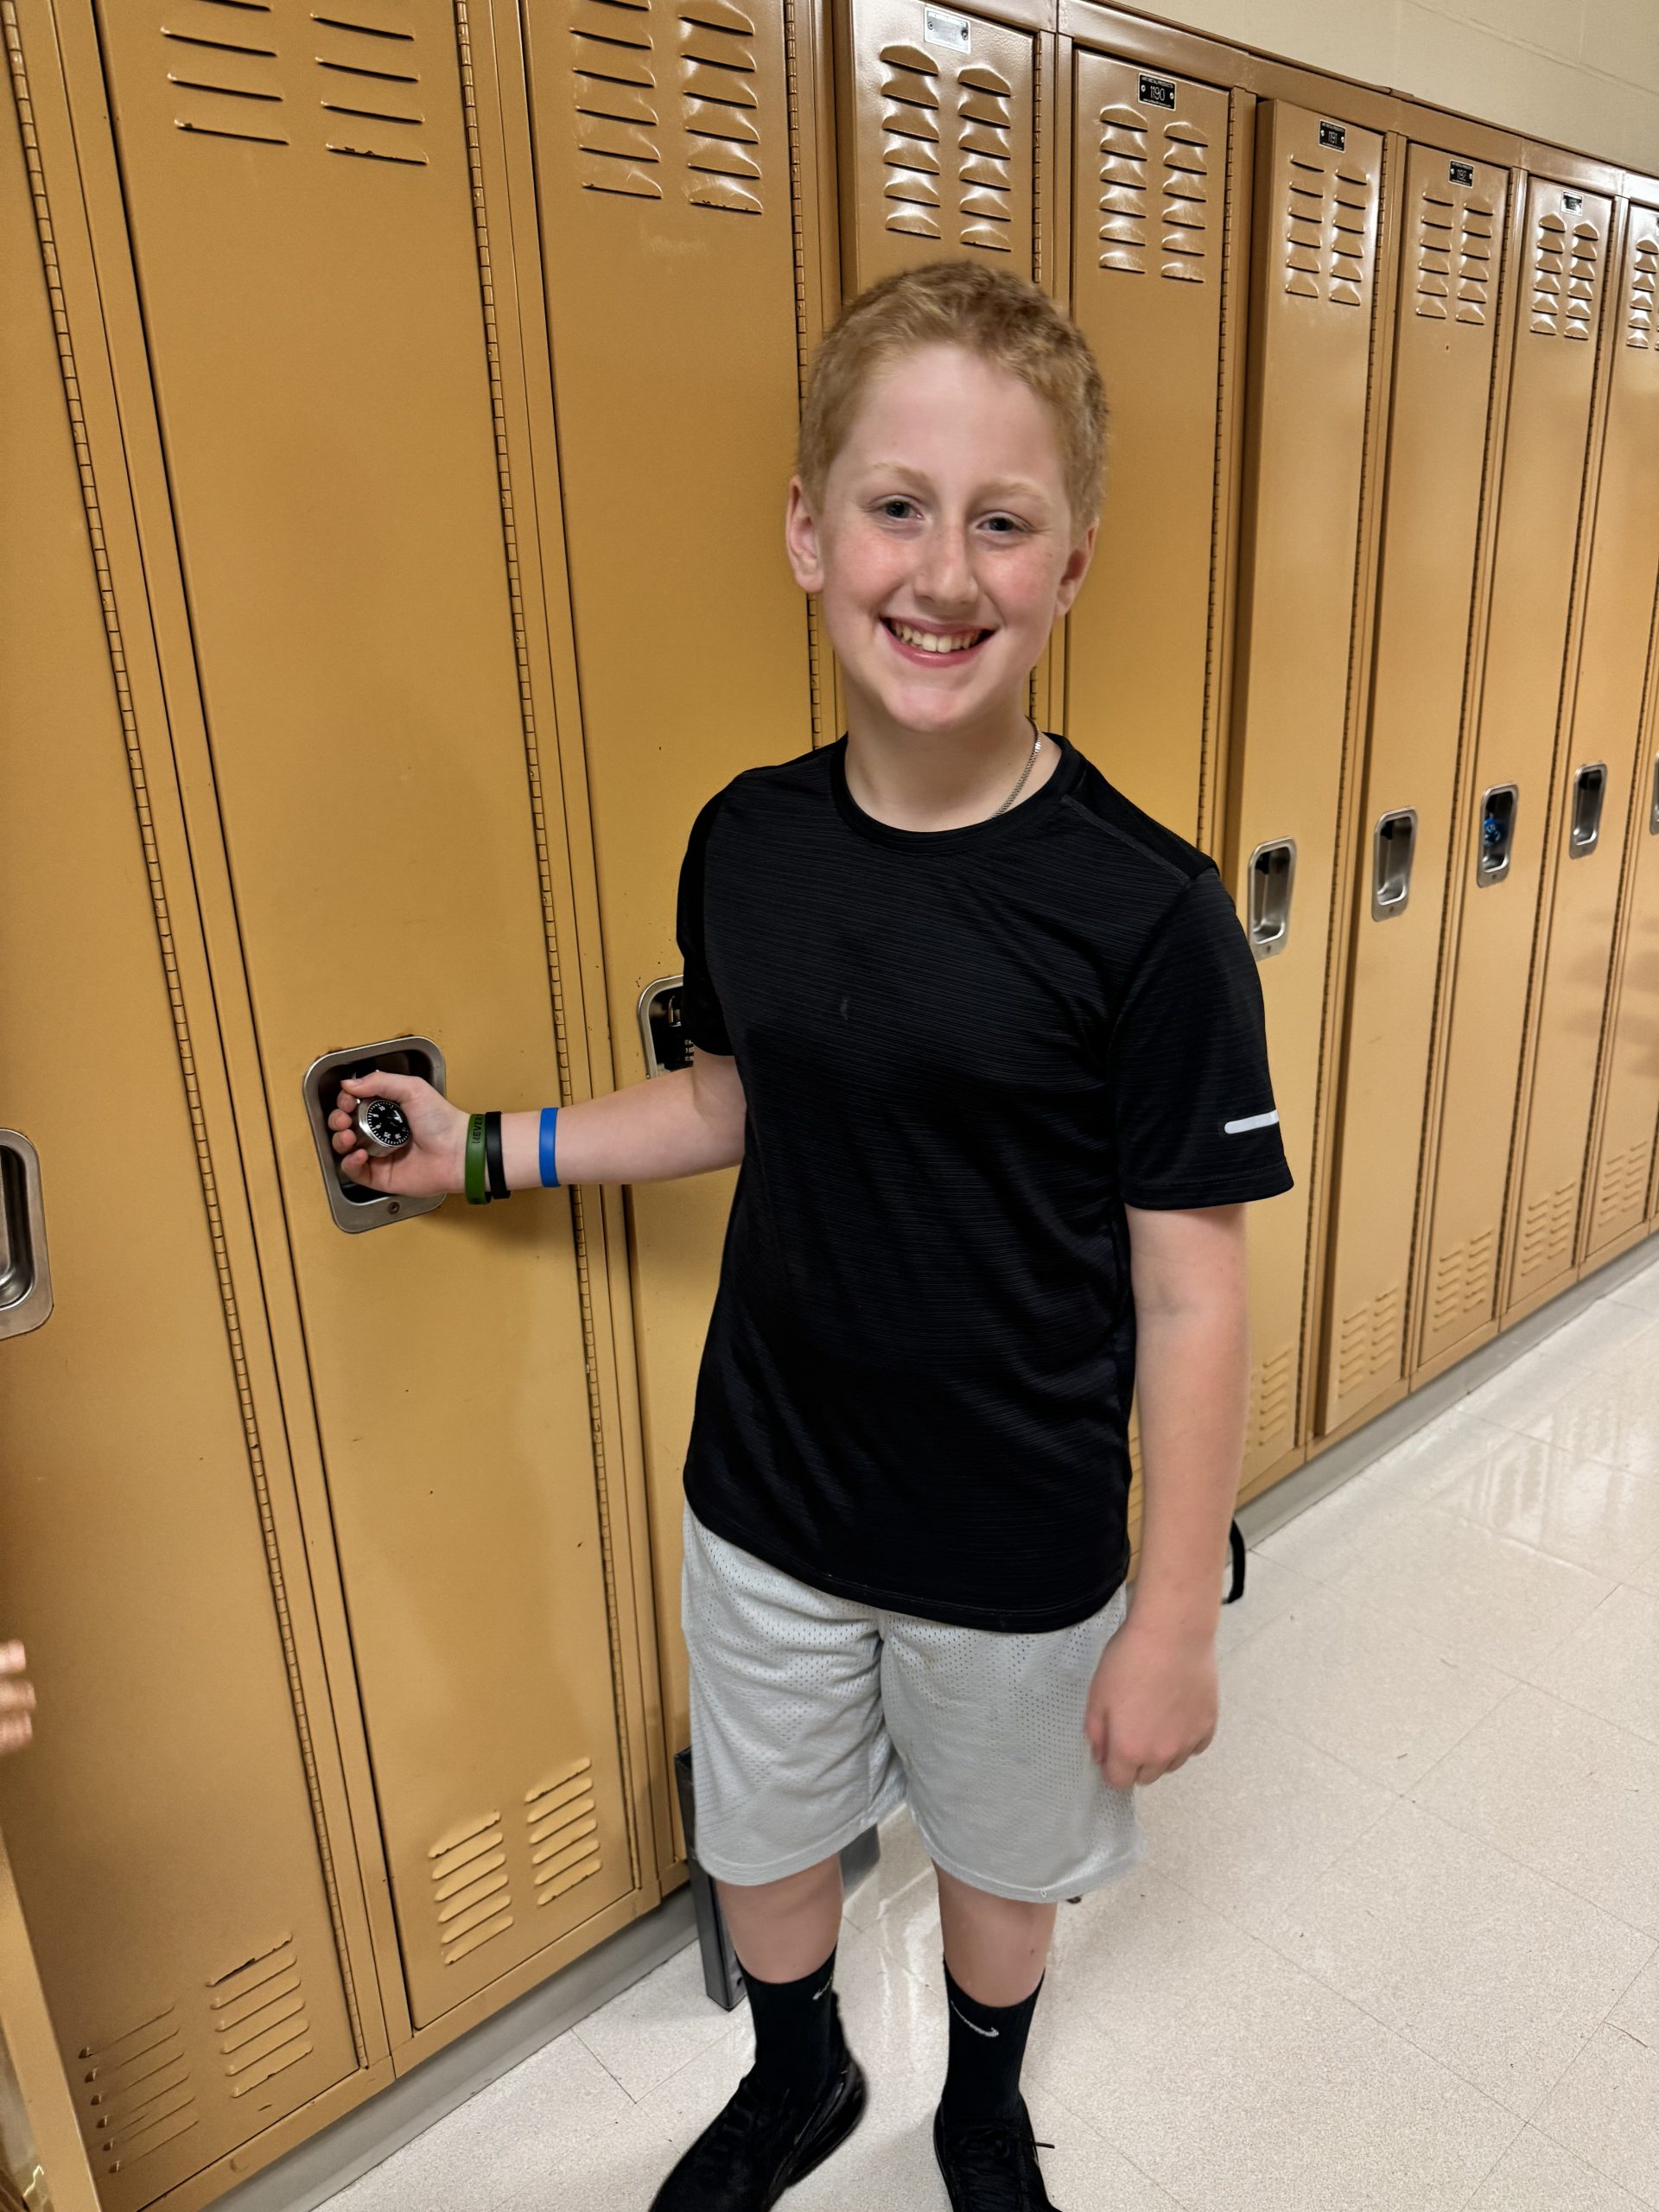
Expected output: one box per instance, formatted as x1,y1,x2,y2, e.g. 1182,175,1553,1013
1126,1299,1250,1645
499,1067,742,1191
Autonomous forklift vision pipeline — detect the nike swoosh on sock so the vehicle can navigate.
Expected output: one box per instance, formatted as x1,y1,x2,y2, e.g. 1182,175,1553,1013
948,1999,1000,2038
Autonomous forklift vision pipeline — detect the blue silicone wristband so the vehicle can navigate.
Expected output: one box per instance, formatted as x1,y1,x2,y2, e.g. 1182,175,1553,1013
539,1105,560,1189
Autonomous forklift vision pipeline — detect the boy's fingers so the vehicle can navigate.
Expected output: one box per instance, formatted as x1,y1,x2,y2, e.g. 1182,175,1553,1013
342,1070,417,1103
0,1681,34,1713
0,1716,33,1751
0,1643,24,1673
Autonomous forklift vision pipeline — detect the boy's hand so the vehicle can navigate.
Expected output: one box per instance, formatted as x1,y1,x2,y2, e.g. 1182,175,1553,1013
1083,1614,1217,1789
0,1643,35,1754
328,1071,467,1198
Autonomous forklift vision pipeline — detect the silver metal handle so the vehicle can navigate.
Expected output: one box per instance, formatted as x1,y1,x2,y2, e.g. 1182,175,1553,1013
639,976,692,1077
1247,838,1297,959
302,1036,447,1234
1650,754,1659,836
1476,782,1518,887
0,1129,53,1340
1370,808,1418,920
1568,763,1607,857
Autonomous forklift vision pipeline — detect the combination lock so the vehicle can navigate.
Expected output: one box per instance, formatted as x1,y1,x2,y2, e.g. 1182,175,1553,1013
353,1096,412,1158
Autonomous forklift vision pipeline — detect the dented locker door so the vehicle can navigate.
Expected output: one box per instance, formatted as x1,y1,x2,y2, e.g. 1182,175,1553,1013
524,0,811,1792
1318,144,1508,1436
1415,178,1612,1371
0,64,359,2207
1226,102,1383,1485
841,0,1037,289
84,0,634,2026
1065,53,1231,837
1509,202,1659,1312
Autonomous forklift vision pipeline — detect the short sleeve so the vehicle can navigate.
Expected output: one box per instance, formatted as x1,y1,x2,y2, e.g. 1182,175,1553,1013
675,791,734,1055
1108,866,1294,1209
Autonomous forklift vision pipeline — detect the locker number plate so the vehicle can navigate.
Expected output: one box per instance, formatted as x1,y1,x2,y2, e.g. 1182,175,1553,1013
1139,75,1177,109
1450,160,1475,186
1319,121,1347,149
924,6,969,51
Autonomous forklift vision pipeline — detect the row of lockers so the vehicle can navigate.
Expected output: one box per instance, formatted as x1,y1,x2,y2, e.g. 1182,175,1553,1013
1,0,1656,2209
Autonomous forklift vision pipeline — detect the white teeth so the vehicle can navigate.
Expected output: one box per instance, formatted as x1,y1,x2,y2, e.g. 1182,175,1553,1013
891,622,982,655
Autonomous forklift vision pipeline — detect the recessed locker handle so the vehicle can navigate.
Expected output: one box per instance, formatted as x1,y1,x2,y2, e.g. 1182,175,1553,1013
1650,755,1659,836
302,1035,448,1236
1370,808,1418,921
639,976,692,1077
1246,838,1297,960
1568,762,1607,857
1476,782,1519,887
0,1128,53,1341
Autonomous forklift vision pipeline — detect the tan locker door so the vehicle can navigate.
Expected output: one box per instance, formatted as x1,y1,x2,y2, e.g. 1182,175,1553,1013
1226,102,1383,1485
1318,146,1508,1436
1583,203,1659,1259
86,2,633,2026
1415,179,1613,1371
523,0,811,1787
0,71,359,2209
1065,54,1230,837
0,1824,100,2212
842,0,1038,289
1509,203,1659,1309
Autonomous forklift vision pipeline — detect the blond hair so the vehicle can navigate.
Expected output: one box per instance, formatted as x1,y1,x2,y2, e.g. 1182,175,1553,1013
797,261,1108,529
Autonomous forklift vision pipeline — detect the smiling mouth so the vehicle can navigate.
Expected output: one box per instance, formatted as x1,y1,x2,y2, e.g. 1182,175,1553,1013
882,619,991,657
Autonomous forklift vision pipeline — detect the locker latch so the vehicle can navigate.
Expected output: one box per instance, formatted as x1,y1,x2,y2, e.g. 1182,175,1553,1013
1370,808,1418,921
1246,839,1297,960
1568,763,1607,858
0,1130,53,1340
302,1036,447,1233
1649,755,1659,837
639,976,692,1077
1476,784,1518,887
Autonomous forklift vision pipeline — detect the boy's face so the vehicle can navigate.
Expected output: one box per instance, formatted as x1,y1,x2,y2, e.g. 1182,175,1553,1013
785,342,1096,743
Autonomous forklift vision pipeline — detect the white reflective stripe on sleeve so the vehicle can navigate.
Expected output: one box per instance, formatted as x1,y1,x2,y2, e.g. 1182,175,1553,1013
1222,1109,1280,1135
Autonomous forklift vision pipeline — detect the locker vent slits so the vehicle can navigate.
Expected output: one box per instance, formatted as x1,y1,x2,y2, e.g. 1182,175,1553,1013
1096,102,1147,273
316,8,427,163
1430,1228,1496,1337
571,0,662,199
1532,207,1601,340
79,2006,200,2175
957,64,1013,253
1250,1347,1294,1459
1415,181,1494,325
207,1935,314,2098
1282,152,1370,308
164,4,287,147
1593,1139,1650,1229
880,42,943,241
1628,235,1658,348
1336,1284,1402,1400
1518,1176,1578,1281
1159,118,1208,283
680,0,761,214
429,1811,516,1967
527,1758,604,1907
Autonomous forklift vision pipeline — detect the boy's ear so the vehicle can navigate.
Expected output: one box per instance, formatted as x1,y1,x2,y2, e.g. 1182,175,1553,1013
785,477,826,594
1052,519,1099,623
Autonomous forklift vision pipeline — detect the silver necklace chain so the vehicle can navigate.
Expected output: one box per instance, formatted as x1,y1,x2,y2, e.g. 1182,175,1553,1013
992,721,1043,817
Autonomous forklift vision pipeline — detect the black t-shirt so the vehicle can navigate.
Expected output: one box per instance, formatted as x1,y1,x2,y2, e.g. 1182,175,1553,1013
675,732,1294,1632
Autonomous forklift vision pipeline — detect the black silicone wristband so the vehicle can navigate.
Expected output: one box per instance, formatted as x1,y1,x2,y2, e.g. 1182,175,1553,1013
484,1109,510,1201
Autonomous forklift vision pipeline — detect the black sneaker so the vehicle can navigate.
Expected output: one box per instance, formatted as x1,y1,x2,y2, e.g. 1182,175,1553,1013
650,2040,867,2209
933,2099,1061,2211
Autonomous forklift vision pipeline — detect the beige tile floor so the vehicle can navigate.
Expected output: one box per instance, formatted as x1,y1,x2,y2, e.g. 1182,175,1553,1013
324,1248,1659,2211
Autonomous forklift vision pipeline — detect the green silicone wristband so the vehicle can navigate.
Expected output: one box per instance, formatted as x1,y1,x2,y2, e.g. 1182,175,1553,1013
463,1113,491,1205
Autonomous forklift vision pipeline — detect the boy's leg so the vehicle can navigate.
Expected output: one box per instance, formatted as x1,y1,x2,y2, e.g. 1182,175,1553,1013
716,1857,846,2102
934,1867,1054,2135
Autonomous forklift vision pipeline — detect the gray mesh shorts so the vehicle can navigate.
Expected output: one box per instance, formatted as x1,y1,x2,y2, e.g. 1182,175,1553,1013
681,1503,1147,1904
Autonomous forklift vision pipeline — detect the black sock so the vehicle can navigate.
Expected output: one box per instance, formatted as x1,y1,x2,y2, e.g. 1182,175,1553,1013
940,1961,1043,2130
739,1946,841,2099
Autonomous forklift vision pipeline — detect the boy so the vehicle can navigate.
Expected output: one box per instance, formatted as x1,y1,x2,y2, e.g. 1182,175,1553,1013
331,262,1291,2212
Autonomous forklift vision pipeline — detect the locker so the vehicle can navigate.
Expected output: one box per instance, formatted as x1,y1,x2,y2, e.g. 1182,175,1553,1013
1585,744,1659,1256
0,61,362,2207
1415,175,1613,1375
1317,143,1510,1437
1224,99,1385,1486
73,0,639,2028
0,1821,101,2212
839,0,1040,289
522,0,817,1796
1508,200,1659,1312
1064,51,1235,840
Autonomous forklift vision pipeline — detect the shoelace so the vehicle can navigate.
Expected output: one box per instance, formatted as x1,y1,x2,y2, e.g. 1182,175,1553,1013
944,2120,1056,2208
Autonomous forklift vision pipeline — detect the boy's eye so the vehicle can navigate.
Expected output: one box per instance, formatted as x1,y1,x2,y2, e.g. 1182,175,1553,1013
876,497,918,521
982,513,1027,535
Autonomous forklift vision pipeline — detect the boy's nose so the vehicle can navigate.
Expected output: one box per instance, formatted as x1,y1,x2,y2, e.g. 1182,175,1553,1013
913,529,977,613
